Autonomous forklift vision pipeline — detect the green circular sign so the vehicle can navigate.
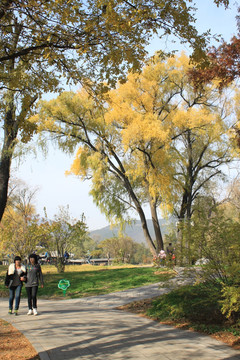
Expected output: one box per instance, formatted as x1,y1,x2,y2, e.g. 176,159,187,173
58,279,70,291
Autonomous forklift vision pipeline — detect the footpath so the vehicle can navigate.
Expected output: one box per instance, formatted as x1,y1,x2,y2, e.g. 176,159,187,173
0,268,239,360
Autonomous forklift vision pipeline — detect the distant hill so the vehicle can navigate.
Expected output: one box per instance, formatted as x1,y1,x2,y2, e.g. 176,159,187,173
90,218,176,244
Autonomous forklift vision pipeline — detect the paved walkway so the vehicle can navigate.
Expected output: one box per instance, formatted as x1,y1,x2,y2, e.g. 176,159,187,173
0,274,240,360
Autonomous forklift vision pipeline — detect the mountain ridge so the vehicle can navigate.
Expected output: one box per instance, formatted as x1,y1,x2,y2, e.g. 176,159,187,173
90,218,176,244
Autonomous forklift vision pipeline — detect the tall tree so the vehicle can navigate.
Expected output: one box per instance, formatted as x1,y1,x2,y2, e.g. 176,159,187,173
0,0,232,222
170,115,232,264
172,125,232,222
34,89,162,255
105,52,232,243
33,53,234,256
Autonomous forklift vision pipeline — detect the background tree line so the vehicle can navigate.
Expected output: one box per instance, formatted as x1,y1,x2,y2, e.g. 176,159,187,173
0,180,152,272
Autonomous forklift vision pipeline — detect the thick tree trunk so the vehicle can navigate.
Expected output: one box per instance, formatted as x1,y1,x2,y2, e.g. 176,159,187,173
178,191,193,265
138,208,157,256
149,196,164,252
0,155,11,221
122,176,157,256
177,191,187,265
0,96,18,222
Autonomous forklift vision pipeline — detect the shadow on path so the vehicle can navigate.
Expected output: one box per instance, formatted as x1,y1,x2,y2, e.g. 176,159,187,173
0,281,240,360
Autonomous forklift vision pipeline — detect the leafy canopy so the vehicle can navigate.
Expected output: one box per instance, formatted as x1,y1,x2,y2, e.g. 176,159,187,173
0,0,224,86
31,53,235,259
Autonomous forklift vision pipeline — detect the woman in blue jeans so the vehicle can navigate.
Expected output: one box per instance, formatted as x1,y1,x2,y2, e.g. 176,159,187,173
25,253,44,316
5,256,26,315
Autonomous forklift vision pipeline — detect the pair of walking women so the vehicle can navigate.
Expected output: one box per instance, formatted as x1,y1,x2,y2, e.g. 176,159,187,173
5,253,44,316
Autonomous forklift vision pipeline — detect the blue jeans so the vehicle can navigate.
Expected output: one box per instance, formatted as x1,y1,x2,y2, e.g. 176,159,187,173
9,284,22,310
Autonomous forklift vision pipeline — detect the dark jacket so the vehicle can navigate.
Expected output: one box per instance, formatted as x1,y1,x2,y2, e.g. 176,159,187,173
5,267,27,288
25,263,44,287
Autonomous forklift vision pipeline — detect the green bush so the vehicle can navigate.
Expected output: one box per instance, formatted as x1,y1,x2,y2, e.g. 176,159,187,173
147,283,225,324
189,208,240,321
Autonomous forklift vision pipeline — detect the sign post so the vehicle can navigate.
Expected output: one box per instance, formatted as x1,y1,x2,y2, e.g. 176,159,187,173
58,279,70,296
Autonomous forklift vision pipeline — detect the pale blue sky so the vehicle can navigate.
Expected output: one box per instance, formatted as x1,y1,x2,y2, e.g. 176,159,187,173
13,0,239,231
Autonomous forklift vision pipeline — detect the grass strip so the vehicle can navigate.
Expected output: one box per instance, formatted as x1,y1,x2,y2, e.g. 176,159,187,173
0,265,174,298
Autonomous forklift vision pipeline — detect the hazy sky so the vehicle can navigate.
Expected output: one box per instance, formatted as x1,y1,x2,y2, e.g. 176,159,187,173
13,0,239,231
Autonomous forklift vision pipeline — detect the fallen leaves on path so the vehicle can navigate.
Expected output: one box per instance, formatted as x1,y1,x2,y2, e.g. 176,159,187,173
0,318,40,360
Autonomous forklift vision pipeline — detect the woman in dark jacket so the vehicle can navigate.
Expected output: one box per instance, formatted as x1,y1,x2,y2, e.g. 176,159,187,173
25,253,44,316
5,256,26,315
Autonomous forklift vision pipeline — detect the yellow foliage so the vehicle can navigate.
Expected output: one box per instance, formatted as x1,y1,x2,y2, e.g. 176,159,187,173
66,147,89,178
171,107,216,130
34,51,234,226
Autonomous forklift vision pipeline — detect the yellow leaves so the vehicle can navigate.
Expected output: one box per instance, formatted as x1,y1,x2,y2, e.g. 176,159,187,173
33,89,98,132
107,52,222,153
98,52,234,214
120,112,170,148
33,51,235,226
67,146,108,184
67,147,89,178
171,107,216,130
168,51,191,71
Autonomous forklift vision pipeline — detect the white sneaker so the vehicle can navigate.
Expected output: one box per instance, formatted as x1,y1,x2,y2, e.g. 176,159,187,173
33,308,38,316
27,309,33,315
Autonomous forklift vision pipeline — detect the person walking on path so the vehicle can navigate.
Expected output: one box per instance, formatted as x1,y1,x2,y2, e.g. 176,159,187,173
25,253,44,316
5,256,27,316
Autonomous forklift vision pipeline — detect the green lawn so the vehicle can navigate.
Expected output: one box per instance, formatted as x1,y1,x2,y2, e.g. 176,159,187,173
145,282,240,337
0,264,174,299
2,264,239,344
119,279,240,344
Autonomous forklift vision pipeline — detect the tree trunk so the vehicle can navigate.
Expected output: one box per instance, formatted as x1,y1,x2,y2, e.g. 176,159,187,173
137,204,157,256
0,95,18,221
176,130,194,265
122,176,157,256
176,218,184,266
149,196,164,252
0,152,11,221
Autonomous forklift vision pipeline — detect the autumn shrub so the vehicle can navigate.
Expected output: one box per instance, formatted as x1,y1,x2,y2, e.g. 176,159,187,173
191,208,240,322
221,285,240,322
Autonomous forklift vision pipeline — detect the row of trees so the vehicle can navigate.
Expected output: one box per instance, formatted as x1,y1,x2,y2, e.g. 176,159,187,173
0,181,151,272
0,182,88,271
